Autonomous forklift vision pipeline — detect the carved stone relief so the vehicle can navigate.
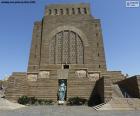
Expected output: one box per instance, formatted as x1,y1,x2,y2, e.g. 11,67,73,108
38,71,50,79
75,70,87,78
88,73,100,81
49,30,84,64
27,74,37,81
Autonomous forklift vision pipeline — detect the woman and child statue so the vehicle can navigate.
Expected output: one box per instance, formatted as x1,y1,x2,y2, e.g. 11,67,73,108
58,80,67,104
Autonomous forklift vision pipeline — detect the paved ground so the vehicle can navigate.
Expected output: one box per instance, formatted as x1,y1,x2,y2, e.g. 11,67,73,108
0,98,25,110
0,106,140,116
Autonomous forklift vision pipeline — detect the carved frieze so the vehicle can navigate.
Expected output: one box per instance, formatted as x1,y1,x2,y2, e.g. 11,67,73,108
27,74,37,81
38,71,50,79
75,70,87,78
88,73,100,81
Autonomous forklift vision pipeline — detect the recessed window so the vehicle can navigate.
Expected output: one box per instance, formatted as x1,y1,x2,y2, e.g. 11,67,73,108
98,53,100,56
99,65,101,68
54,9,57,15
64,65,69,69
72,8,75,14
60,9,63,15
66,8,69,15
78,8,81,14
84,8,87,14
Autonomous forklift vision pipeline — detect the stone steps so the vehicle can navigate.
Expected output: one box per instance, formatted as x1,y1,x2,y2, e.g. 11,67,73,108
96,98,140,110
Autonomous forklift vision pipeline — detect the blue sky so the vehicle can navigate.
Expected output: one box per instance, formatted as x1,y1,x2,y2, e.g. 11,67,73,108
0,0,140,79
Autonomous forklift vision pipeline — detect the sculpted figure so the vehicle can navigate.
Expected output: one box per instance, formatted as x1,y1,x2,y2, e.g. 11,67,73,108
58,80,66,101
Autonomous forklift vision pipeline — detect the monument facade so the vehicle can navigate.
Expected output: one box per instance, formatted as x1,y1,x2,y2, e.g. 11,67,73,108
1,3,140,106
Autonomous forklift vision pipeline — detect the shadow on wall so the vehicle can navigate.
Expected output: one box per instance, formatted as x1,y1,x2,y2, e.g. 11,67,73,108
88,80,102,106
117,76,140,98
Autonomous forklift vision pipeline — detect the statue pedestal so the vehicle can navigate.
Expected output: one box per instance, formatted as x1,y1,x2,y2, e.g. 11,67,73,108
58,100,65,105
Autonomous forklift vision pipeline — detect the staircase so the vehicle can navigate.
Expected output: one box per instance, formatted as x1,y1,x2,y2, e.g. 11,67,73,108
126,98,140,110
92,98,140,110
92,102,107,111
92,83,140,110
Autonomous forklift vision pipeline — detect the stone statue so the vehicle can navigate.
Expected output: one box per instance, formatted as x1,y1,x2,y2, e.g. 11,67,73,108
58,80,66,103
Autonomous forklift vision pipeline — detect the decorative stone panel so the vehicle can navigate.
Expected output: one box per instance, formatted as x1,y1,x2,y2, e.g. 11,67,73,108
38,71,50,79
27,74,37,81
88,73,100,81
75,70,87,78
49,30,84,64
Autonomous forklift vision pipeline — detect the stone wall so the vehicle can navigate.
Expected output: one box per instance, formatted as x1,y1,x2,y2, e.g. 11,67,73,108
27,21,42,73
101,71,126,83
96,76,112,103
27,3,107,74
27,78,58,101
5,72,28,101
5,68,98,103
117,75,140,98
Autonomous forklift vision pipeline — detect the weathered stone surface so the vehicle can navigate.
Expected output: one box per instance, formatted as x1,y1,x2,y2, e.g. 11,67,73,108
38,71,50,79
88,72,100,81
27,74,37,82
75,70,87,78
